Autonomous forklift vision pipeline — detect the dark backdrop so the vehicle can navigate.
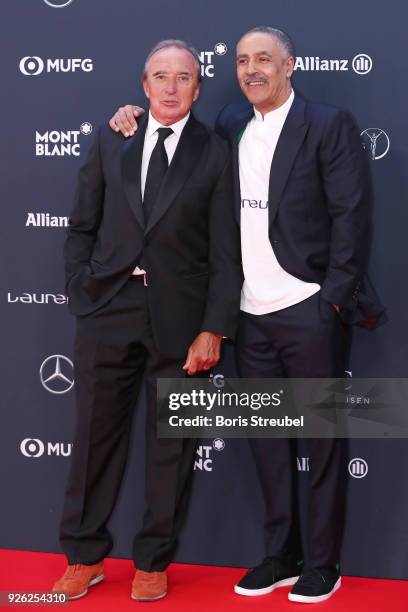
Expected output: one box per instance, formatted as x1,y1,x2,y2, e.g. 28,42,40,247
1,0,407,579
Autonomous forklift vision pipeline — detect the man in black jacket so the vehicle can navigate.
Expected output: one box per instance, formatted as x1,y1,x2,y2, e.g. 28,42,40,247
109,27,383,604
52,39,242,602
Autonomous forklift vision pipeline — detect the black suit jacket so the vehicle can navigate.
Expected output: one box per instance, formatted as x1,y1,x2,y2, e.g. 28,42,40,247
215,92,385,327
64,113,243,355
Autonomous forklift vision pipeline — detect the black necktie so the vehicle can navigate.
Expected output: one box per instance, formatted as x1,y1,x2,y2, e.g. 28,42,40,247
143,127,173,224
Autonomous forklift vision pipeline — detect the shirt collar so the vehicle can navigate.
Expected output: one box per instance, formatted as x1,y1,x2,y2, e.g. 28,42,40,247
147,110,190,138
253,89,294,124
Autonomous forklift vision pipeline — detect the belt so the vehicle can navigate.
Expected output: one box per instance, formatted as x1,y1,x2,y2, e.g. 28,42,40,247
129,273,148,286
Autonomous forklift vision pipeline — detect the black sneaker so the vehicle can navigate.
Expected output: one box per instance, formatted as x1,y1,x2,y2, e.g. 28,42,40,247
288,567,341,603
234,557,300,596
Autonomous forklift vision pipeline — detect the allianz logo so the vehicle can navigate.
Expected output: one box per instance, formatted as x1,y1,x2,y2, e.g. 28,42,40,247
7,292,68,305
297,457,309,472
294,54,372,74
26,213,69,227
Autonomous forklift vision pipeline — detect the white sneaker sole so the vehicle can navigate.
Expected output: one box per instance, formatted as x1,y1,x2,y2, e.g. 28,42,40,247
131,592,167,602
234,575,299,596
67,573,105,600
288,576,341,603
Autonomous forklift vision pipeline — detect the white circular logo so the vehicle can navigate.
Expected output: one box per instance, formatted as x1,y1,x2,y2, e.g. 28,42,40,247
214,42,228,56
20,438,45,458
213,438,225,451
40,355,74,394
361,128,390,160
80,122,93,136
43,0,75,7
348,457,368,478
19,56,44,76
352,54,372,75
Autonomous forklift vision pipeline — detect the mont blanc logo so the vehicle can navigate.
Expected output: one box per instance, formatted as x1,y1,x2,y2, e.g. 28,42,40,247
26,213,69,227
35,123,92,157
20,438,73,458
43,0,74,6
7,292,68,305
213,438,225,451
40,355,74,394
194,439,225,472
214,42,228,56
294,53,372,74
348,457,368,479
19,56,93,76
361,128,390,160
198,43,227,78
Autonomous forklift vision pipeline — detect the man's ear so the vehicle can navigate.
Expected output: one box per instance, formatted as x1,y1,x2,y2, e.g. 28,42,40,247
193,83,201,102
286,56,295,79
143,78,150,99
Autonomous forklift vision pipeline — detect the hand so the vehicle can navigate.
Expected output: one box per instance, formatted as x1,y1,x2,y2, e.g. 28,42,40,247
108,105,145,137
332,304,340,313
183,332,222,376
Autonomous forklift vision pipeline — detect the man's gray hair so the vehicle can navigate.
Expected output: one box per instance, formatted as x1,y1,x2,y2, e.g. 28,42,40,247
239,26,296,60
143,39,202,82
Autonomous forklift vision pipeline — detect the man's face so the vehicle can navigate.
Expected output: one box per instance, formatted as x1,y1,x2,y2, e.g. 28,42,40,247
143,47,200,125
236,33,294,114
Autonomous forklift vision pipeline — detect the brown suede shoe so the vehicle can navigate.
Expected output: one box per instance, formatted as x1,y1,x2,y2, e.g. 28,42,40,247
52,561,104,600
131,569,167,601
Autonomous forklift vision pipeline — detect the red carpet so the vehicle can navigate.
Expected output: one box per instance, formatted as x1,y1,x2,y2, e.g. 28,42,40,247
0,550,407,611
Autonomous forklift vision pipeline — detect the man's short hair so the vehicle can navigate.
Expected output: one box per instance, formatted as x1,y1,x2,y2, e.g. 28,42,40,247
239,26,296,60
143,39,202,83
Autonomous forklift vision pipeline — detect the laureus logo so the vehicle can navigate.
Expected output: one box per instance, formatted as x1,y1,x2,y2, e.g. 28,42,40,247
43,0,75,7
361,128,390,160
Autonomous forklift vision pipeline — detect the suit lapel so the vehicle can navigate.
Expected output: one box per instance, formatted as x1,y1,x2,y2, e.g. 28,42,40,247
121,113,148,230
268,94,309,227
144,114,207,235
231,109,254,224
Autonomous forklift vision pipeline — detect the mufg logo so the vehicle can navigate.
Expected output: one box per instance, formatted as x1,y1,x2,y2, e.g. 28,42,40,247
348,458,368,479
19,56,93,75
20,438,73,458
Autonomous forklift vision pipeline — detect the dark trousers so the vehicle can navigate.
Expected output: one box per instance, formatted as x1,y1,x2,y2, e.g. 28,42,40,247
236,291,351,570
60,278,197,571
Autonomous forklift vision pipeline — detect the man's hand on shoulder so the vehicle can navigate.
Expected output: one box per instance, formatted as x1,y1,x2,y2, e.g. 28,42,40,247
109,105,145,137
183,332,223,376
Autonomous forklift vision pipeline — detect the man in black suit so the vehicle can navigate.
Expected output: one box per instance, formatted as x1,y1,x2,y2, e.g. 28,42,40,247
52,39,242,602
109,27,383,604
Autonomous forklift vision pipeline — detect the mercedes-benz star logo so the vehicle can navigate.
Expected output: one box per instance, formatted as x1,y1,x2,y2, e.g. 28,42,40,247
40,354,74,394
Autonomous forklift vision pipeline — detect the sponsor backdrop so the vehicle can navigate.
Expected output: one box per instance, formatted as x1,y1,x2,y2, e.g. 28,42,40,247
1,0,407,580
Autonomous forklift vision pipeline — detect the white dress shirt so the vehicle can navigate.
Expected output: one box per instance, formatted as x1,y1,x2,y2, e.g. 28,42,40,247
239,90,320,314
133,110,190,275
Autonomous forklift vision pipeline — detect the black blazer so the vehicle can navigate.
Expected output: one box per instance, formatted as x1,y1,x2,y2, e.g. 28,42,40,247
64,113,243,355
215,92,385,327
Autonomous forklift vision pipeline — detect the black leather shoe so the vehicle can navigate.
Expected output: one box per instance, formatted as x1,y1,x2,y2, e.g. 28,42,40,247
234,557,300,596
288,567,341,603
